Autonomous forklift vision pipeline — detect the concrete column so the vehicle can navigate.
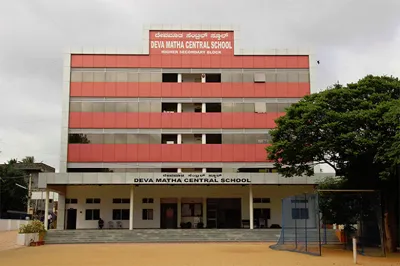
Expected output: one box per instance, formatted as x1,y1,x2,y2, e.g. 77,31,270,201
129,185,134,230
202,103,206,113
201,74,206,83
177,103,182,113
57,193,66,230
44,189,49,230
202,168,207,173
249,185,254,229
177,168,182,173
177,198,181,228
177,134,182,144
202,197,207,227
178,73,182,83
202,134,206,144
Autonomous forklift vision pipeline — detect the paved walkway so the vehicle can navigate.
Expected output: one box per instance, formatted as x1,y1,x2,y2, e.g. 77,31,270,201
0,231,23,252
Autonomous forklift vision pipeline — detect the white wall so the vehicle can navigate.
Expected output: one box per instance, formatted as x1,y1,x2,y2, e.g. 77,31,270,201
0,219,28,231
65,185,315,229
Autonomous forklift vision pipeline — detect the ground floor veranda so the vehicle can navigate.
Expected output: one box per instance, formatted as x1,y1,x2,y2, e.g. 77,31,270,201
43,184,318,230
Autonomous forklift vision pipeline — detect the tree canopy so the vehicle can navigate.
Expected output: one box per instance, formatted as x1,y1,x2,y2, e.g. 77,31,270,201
267,75,400,252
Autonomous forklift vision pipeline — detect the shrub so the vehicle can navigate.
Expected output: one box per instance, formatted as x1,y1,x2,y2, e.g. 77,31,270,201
19,220,46,234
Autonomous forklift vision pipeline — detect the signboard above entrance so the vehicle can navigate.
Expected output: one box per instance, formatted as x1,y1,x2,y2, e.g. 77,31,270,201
132,173,250,184
149,31,234,55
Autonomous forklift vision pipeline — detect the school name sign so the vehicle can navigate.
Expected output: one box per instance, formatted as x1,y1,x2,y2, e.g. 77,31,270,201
132,173,250,184
149,31,234,55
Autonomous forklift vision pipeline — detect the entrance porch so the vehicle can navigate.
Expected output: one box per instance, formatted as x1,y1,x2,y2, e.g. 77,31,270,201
43,184,316,231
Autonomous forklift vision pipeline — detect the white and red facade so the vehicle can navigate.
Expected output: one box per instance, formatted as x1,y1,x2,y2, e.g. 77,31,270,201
39,25,329,230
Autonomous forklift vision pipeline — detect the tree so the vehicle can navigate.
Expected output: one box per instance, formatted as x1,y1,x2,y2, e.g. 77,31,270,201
0,161,28,216
20,156,35,163
267,75,400,252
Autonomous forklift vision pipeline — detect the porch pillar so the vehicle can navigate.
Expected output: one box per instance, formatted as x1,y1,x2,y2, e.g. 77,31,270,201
129,185,134,230
249,185,254,229
177,198,181,228
202,197,207,228
57,193,66,230
44,189,49,230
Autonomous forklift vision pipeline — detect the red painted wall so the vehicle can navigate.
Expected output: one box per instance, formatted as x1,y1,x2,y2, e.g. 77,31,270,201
71,55,309,69
68,144,271,162
69,112,283,129
70,82,310,98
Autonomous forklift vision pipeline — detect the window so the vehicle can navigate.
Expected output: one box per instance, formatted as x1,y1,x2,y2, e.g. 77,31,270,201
86,198,101,204
66,198,78,204
205,74,221,83
142,209,154,220
85,209,100,220
291,199,308,203
253,198,271,203
142,198,154,204
255,102,267,113
181,203,203,217
254,73,266,83
113,198,130,204
292,208,309,219
112,209,130,220
162,73,178,82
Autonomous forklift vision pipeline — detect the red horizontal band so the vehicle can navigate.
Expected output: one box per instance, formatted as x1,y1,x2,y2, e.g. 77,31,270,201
69,112,283,129
68,144,271,163
70,82,310,98
71,55,309,69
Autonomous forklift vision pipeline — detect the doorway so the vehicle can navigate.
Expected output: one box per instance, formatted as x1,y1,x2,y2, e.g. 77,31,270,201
160,203,178,229
66,208,77,230
207,198,241,228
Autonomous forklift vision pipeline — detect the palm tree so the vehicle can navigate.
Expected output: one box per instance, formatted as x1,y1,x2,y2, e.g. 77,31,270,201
20,156,35,164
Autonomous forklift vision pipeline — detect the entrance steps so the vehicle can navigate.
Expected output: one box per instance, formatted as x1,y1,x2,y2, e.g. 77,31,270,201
45,229,340,244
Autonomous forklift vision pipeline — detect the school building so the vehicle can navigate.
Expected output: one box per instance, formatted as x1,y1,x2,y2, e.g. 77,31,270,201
38,25,330,231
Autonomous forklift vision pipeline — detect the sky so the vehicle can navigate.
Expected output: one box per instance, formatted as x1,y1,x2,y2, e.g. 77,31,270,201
0,0,399,171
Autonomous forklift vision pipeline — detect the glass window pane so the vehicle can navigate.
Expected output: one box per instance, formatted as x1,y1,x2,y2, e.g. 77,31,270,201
127,134,137,144
105,102,116,112
137,134,149,144
93,72,105,82
117,72,128,82
254,103,267,113
106,72,117,82
150,102,161,112
149,134,161,144
265,71,276,82
139,73,151,82
121,209,130,220
233,134,245,144
127,102,138,112
277,103,288,112
242,73,253,82
138,103,151,112
87,134,103,144
151,73,162,82
71,72,83,82
82,72,94,82
276,72,287,82
232,103,244,112
243,103,255,112
299,71,310,82
231,72,243,82
287,71,299,82
115,102,127,112
93,209,100,220
69,102,81,112
81,102,93,112
266,103,278,112
222,103,234,112
92,102,104,112
104,134,115,144
128,72,138,82
222,134,233,144
85,209,92,220
112,209,120,220
115,134,127,144
221,72,231,82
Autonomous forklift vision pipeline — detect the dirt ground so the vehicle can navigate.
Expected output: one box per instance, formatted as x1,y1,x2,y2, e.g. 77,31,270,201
0,231,24,252
0,242,399,266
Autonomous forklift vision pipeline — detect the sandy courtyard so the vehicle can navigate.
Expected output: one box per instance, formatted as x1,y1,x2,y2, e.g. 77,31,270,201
1,242,400,266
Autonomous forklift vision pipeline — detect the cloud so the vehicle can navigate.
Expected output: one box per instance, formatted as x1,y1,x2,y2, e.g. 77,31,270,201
0,0,399,171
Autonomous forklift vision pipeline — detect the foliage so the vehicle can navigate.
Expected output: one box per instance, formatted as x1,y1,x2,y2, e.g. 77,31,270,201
18,220,46,234
20,156,35,163
0,161,28,214
267,75,400,252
